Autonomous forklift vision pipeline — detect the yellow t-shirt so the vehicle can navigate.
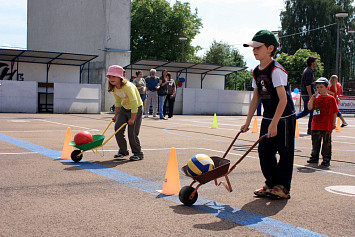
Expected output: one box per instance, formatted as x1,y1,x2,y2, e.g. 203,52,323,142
113,81,143,113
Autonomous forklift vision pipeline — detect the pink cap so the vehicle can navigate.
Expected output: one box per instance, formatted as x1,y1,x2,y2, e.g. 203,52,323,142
106,65,124,78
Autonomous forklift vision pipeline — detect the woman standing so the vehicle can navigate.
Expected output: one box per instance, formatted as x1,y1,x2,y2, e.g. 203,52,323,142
163,72,176,118
133,70,146,104
158,69,169,120
328,75,348,127
107,65,144,161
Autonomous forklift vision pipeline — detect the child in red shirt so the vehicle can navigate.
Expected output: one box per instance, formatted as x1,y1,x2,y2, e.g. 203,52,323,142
307,77,339,166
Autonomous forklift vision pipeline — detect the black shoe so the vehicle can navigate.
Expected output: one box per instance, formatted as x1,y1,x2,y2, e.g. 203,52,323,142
341,123,348,127
114,151,129,158
321,160,330,166
307,129,312,135
307,158,319,163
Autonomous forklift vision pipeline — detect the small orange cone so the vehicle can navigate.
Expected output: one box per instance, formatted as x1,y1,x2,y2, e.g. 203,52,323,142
295,120,300,138
252,117,259,133
159,147,181,195
335,117,341,132
60,127,73,159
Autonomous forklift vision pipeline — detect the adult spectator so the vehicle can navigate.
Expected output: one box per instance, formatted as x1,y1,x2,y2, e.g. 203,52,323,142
133,70,146,104
144,69,160,118
296,56,317,135
164,72,176,118
158,69,169,120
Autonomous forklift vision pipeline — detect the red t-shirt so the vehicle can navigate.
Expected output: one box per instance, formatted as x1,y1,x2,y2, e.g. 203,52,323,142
309,95,339,132
328,82,343,104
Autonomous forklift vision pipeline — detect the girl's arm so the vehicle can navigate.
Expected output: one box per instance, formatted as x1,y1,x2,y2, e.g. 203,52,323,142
268,86,287,137
241,88,260,132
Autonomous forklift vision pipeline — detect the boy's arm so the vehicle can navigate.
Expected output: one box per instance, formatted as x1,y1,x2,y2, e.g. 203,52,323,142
241,88,260,132
308,94,316,110
332,113,337,130
268,86,287,137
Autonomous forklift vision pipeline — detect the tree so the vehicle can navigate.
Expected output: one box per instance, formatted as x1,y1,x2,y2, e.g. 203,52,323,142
276,49,324,87
131,0,203,62
279,0,354,80
202,41,251,90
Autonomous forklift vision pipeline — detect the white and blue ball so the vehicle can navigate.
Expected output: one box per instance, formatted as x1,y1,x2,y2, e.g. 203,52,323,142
186,154,215,177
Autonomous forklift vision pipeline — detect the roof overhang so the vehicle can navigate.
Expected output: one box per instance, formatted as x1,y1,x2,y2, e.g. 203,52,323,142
124,59,247,76
0,48,98,66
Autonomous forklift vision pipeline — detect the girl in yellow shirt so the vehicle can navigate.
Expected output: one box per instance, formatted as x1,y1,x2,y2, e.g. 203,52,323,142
107,65,144,161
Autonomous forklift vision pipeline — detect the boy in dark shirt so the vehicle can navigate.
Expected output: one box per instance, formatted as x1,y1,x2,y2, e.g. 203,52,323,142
242,30,296,199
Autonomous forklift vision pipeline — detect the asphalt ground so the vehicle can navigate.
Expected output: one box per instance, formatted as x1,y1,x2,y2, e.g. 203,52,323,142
0,113,354,237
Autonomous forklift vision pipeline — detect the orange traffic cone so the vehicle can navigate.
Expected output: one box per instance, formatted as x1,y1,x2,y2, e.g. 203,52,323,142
252,117,259,133
159,147,181,195
60,127,73,159
335,117,341,132
295,120,300,138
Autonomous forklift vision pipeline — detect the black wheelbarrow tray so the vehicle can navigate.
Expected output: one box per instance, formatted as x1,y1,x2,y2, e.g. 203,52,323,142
69,121,127,162
179,130,267,205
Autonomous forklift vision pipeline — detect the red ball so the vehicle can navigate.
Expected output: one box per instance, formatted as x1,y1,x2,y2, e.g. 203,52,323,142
74,131,93,145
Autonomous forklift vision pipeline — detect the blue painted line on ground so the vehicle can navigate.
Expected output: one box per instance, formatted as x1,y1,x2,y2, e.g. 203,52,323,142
0,133,327,237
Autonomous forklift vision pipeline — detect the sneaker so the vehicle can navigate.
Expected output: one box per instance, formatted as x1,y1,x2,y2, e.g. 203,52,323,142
341,123,348,127
144,115,148,118
254,185,270,196
160,117,168,120
321,160,330,167
307,157,319,163
153,114,157,118
129,155,144,161
114,151,129,158
268,185,290,199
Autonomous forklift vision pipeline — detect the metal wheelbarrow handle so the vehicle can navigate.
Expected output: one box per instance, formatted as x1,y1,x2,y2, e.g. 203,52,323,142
227,134,267,175
222,129,244,159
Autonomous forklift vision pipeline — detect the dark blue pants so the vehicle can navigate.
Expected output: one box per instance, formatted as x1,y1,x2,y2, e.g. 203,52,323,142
258,115,296,191
296,95,313,131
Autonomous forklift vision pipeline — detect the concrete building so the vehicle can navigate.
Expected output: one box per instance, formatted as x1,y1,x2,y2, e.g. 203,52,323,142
27,0,131,111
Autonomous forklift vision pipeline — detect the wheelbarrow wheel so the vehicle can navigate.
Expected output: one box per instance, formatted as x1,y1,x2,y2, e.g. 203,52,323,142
71,150,83,162
179,186,198,206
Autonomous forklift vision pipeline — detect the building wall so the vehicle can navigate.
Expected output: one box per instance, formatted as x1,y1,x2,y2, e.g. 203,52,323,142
27,0,131,111
0,81,38,113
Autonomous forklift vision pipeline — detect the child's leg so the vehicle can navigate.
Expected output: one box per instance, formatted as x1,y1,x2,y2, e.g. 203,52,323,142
128,106,144,158
152,92,158,116
258,119,278,189
114,108,129,154
275,115,296,191
321,131,332,162
311,131,322,160
145,91,151,116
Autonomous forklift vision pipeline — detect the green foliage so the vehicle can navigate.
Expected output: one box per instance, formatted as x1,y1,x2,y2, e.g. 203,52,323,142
131,0,203,62
276,49,324,87
279,0,355,80
202,41,250,90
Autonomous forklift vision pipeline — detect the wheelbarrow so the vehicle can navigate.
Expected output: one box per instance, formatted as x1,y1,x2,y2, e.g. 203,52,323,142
69,121,127,162
179,130,267,205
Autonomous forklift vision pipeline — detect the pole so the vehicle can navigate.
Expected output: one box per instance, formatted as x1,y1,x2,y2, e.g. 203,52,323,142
339,23,343,85
335,18,340,76
181,43,184,62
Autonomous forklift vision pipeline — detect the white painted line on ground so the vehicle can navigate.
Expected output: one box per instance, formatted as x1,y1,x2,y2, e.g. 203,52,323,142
325,185,355,197
0,152,37,155
35,119,99,131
